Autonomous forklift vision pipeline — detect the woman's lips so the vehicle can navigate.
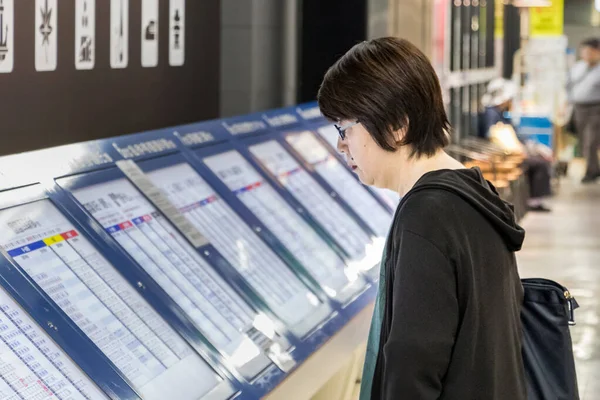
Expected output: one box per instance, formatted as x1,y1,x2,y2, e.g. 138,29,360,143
350,165,358,171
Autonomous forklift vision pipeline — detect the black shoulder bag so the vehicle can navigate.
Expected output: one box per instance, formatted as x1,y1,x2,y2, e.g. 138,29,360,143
521,278,580,400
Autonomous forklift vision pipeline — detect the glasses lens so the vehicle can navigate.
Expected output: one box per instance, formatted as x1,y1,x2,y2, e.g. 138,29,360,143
334,124,345,140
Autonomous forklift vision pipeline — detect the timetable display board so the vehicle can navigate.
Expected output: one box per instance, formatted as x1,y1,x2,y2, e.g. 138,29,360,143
247,140,383,275
66,177,284,378
316,125,401,210
202,151,367,304
143,164,334,338
0,200,235,400
0,285,107,400
285,131,392,238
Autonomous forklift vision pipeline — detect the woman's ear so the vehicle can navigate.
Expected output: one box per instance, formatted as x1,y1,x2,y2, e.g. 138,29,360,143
392,121,409,144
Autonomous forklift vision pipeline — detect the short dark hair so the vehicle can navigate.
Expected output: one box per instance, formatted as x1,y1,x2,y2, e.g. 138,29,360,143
317,37,450,158
581,37,600,49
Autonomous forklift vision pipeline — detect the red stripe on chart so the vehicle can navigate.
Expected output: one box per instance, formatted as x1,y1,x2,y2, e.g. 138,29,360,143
120,221,134,230
248,182,262,190
60,230,79,240
279,167,301,178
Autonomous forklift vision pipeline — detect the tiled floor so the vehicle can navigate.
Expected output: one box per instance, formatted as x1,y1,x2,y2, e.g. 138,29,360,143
517,175,600,399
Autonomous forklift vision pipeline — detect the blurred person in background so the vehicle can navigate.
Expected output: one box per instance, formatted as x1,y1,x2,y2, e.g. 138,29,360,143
318,37,526,400
480,78,554,212
568,37,600,183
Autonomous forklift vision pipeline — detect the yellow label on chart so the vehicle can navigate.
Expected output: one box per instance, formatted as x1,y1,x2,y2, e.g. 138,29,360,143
43,234,65,246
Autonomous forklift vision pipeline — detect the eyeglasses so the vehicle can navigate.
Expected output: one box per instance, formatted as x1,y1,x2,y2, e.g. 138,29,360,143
334,120,359,140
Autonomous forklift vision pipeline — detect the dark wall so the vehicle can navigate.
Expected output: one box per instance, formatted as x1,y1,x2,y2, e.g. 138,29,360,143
298,0,368,103
485,0,496,68
502,4,520,79
0,0,220,155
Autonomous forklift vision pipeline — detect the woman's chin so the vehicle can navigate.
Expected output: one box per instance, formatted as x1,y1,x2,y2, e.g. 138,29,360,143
355,170,374,186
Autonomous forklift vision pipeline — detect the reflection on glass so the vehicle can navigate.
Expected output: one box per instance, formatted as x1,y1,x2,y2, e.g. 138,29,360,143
248,140,385,275
285,131,392,237
316,125,401,211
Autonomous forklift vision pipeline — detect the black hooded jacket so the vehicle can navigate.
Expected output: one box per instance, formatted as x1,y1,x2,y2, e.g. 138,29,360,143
370,167,527,399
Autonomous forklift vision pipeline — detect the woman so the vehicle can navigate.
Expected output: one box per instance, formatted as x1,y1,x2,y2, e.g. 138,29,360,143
481,78,554,212
318,37,526,400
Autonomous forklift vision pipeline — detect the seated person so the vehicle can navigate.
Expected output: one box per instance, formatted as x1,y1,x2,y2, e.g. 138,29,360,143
480,78,553,212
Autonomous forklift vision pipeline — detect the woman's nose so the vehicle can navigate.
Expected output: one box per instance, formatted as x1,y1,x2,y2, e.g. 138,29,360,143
336,137,346,154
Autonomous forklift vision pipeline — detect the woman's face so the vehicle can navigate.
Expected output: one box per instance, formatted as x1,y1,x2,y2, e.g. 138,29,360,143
336,121,392,187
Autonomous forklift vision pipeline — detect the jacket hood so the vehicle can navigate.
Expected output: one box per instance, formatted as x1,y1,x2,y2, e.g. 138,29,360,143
406,167,525,251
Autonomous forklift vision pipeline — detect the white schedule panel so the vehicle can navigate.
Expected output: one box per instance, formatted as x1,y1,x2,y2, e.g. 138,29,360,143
203,152,366,303
70,179,279,376
249,141,385,274
317,125,401,210
144,165,332,338
0,201,233,400
0,286,107,399
286,131,392,238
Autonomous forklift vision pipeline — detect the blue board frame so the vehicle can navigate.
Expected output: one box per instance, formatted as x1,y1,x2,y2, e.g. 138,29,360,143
293,102,328,126
0,101,381,400
217,106,306,140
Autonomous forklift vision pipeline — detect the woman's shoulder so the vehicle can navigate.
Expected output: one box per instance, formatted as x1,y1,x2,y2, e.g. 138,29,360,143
392,189,459,239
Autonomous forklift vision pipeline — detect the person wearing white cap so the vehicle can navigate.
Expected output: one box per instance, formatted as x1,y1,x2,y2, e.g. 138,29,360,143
480,78,553,212
481,77,519,112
